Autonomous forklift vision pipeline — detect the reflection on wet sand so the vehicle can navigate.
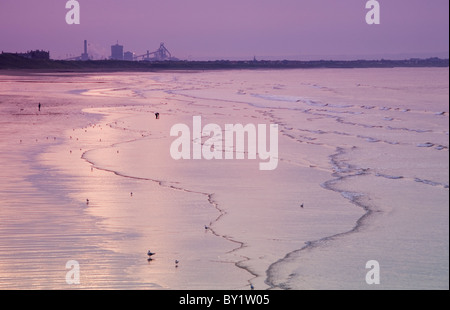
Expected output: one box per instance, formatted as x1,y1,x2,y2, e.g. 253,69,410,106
0,69,448,289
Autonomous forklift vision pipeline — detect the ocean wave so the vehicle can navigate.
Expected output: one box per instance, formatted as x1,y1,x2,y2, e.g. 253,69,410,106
417,142,434,147
386,126,432,133
383,140,400,145
357,135,380,143
250,93,327,108
375,173,404,180
341,191,364,201
414,178,449,189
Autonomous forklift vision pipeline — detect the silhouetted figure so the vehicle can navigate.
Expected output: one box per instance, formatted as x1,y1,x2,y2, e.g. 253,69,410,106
38,103,41,111
300,203,304,208
155,112,160,119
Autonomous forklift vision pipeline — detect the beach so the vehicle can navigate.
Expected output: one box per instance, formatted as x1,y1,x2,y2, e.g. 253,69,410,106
0,68,448,290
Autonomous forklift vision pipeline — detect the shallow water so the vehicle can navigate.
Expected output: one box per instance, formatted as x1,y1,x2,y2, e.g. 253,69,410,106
0,68,448,289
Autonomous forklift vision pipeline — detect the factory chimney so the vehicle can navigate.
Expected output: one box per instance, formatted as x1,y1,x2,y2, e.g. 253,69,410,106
81,40,89,61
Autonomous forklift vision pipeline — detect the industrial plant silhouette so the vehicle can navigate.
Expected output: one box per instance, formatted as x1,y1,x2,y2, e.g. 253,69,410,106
67,40,178,61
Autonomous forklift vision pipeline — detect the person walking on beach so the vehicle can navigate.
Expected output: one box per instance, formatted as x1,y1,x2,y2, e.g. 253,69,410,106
38,103,41,112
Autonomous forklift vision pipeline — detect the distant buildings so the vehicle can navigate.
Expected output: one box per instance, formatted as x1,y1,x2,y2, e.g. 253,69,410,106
136,43,177,61
64,40,176,62
5,40,177,62
124,51,134,61
111,43,124,60
17,50,50,60
111,42,135,61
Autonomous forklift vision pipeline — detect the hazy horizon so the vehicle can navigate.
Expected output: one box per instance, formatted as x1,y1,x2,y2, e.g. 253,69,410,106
1,0,449,61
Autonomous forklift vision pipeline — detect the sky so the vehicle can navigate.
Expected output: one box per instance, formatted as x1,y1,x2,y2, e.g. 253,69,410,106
0,0,448,60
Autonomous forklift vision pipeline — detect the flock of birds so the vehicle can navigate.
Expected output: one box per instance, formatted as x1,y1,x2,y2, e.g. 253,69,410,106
26,107,314,290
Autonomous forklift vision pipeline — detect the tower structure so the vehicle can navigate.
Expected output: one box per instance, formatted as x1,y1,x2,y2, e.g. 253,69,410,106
111,42,124,60
81,40,89,61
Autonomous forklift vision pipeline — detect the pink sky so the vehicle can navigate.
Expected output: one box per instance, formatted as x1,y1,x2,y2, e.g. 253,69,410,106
0,0,448,60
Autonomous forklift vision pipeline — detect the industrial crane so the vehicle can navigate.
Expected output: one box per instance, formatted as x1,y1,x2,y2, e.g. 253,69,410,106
134,43,174,61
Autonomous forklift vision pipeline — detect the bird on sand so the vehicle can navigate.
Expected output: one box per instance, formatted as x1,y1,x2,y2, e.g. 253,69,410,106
147,250,155,261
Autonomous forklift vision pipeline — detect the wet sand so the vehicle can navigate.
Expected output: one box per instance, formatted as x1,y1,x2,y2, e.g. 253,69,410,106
0,69,448,289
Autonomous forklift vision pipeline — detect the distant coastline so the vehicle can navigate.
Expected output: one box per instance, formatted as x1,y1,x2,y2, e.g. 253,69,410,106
0,52,448,72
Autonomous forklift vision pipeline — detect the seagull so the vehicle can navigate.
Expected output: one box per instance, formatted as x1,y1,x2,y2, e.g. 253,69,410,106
86,199,89,205
175,260,179,267
300,203,304,208
204,225,209,230
147,250,156,257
